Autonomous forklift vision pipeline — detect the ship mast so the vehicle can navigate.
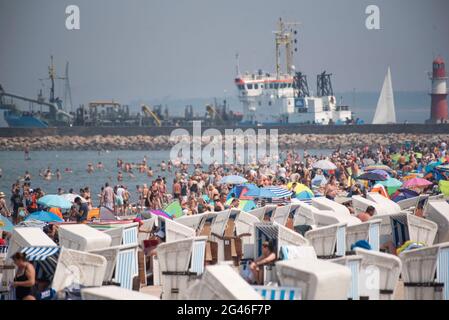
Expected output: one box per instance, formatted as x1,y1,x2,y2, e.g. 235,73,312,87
274,18,300,79
48,55,56,103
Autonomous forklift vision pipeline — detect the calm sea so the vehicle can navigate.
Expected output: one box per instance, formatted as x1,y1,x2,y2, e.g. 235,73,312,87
0,149,332,206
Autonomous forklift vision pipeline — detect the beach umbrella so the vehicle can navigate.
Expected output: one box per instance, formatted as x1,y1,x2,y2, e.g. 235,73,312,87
0,215,14,232
425,161,442,173
246,186,292,199
439,180,449,197
436,164,449,172
356,172,388,181
60,193,88,203
149,209,172,220
25,210,63,223
370,169,390,179
219,175,248,185
225,198,257,211
37,195,72,210
289,184,314,200
164,200,183,218
312,160,337,171
227,184,259,200
403,178,433,189
391,188,419,202
364,164,393,172
377,177,403,195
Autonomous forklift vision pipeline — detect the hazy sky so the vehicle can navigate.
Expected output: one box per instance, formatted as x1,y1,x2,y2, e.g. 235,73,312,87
0,0,448,107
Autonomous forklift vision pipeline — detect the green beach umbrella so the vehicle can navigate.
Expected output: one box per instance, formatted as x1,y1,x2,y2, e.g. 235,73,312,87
378,177,403,195
164,200,184,218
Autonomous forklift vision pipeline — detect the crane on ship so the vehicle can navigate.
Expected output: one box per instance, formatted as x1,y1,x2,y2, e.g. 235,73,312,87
141,104,162,127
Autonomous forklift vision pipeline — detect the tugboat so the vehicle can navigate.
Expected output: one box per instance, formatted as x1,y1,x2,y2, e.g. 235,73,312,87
235,18,353,125
0,56,73,128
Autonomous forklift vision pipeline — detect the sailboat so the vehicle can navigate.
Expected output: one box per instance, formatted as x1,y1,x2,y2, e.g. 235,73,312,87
372,67,396,124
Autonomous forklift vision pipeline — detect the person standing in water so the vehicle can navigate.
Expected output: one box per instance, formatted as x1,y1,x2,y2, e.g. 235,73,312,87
24,145,30,160
56,169,61,180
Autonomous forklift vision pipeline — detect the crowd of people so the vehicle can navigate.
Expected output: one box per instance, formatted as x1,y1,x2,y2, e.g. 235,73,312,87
1,140,449,298
1,141,448,224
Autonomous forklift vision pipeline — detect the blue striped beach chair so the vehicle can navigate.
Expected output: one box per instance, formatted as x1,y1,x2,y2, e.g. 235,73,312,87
437,243,449,300
20,246,60,280
252,285,302,300
114,245,138,290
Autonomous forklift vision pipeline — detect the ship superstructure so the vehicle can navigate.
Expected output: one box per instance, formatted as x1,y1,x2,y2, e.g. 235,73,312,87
235,18,353,125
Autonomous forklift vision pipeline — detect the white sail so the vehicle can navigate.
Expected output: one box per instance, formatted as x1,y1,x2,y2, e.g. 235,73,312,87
372,67,396,124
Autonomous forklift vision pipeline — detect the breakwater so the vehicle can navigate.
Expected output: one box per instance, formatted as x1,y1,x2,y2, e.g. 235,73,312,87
0,132,448,151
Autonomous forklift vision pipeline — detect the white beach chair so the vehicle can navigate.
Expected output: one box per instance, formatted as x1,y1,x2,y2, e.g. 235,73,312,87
275,258,352,300
137,217,156,248
88,246,119,283
400,244,445,300
305,223,347,258
351,195,385,215
163,217,196,242
103,227,123,246
436,242,449,300
367,192,402,214
156,236,207,300
331,255,363,300
175,213,210,235
252,285,302,300
81,285,159,300
208,209,232,262
354,248,402,300
390,213,438,248
58,224,112,251
188,264,262,300
424,200,449,243
254,222,308,284
6,227,57,260
271,205,291,226
234,211,260,259
312,197,352,219
346,219,382,252
397,196,420,211
51,247,107,294
247,207,267,222
292,202,316,227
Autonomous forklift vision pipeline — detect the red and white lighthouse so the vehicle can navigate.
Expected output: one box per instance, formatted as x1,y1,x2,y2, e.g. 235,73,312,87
429,57,448,123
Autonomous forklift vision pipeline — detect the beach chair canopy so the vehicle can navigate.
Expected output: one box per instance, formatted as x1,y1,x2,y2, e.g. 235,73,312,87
7,227,57,259
81,285,160,300
189,264,262,300
58,224,112,251
276,258,352,300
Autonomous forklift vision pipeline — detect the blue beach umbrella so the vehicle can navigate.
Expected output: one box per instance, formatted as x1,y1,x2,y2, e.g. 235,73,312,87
37,195,72,210
219,175,248,185
246,186,292,199
25,211,63,223
0,215,14,232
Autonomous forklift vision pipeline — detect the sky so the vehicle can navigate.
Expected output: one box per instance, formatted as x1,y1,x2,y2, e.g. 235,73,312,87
0,0,448,109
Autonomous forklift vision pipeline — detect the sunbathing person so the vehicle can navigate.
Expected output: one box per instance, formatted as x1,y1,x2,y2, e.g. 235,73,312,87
357,205,375,222
249,241,277,284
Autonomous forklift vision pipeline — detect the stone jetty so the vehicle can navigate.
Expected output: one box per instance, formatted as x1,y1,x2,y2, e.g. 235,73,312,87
0,133,449,151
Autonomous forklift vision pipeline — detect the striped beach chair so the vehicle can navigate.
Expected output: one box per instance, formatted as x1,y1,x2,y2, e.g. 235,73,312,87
436,243,449,300
253,285,302,300
20,246,60,280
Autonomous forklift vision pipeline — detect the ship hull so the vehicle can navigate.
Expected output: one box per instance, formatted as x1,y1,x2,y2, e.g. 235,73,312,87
4,112,49,128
